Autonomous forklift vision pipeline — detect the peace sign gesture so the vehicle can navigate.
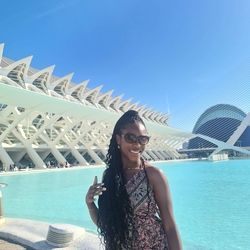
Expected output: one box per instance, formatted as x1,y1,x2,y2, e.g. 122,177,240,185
85,176,106,205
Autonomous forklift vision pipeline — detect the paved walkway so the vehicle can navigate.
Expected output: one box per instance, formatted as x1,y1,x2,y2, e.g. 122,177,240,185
0,218,102,250
0,238,32,249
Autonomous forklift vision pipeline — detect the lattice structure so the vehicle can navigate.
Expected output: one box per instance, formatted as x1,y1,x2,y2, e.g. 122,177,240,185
0,44,192,170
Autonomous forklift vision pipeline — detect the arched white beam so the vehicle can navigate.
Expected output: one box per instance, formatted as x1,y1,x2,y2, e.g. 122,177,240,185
97,90,114,109
194,134,250,156
0,83,194,141
142,108,154,121
127,101,139,111
159,114,169,124
3,56,33,76
83,85,103,105
26,65,55,94
227,112,250,145
137,105,147,116
118,98,133,112
0,75,22,88
66,79,89,98
47,73,74,93
0,56,33,88
155,113,163,123
141,108,153,119
108,94,124,112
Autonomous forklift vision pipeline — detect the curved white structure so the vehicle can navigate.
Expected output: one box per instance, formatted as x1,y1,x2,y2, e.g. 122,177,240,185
187,104,250,158
0,43,194,170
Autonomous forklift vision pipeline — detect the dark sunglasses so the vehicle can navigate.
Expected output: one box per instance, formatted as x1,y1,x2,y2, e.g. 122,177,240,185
121,133,150,145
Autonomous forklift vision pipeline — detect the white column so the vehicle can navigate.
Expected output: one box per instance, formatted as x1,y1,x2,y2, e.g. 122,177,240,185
158,151,168,160
26,145,46,169
0,146,13,171
227,112,250,145
161,151,170,159
100,149,107,160
70,148,89,165
143,151,153,160
153,150,165,160
50,146,67,166
86,148,104,164
146,150,157,161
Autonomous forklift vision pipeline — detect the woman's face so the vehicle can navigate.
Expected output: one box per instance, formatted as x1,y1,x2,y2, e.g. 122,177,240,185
116,122,149,164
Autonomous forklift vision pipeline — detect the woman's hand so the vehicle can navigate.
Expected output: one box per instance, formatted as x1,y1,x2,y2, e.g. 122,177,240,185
85,176,106,225
85,176,106,205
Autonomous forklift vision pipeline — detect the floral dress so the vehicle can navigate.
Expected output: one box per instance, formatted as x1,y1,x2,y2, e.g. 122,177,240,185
125,167,169,250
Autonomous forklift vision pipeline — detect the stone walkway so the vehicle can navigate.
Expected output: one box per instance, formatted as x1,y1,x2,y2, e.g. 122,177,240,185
0,218,102,250
0,238,33,250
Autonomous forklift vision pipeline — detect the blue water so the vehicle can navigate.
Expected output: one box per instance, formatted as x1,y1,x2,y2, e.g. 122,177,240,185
0,159,249,250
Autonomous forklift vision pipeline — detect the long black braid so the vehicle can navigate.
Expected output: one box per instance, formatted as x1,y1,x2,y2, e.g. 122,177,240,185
97,110,150,249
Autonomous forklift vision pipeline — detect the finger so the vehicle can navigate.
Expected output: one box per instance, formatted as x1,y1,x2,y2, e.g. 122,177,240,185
88,185,106,198
92,183,105,189
90,186,103,195
94,187,106,196
93,192,102,197
99,186,107,191
94,184,105,189
93,176,98,185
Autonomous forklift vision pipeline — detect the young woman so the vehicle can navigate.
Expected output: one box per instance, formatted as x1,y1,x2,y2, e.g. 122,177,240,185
86,110,182,250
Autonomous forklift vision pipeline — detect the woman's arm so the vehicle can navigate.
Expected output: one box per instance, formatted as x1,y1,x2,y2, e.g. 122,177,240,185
85,176,106,226
147,166,182,250
86,201,99,225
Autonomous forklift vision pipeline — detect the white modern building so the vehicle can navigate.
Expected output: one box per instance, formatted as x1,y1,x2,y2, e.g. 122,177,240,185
187,104,250,159
0,44,194,171
1,44,250,170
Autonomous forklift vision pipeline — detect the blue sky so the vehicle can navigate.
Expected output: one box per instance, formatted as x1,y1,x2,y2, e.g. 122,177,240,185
1,0,250,131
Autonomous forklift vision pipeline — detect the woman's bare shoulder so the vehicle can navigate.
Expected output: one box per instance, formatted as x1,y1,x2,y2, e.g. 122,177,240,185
144,162,165,181
144,162,170,193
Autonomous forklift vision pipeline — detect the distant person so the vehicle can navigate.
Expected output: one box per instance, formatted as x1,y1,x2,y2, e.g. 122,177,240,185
86,110,182,249
9,164,13,171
